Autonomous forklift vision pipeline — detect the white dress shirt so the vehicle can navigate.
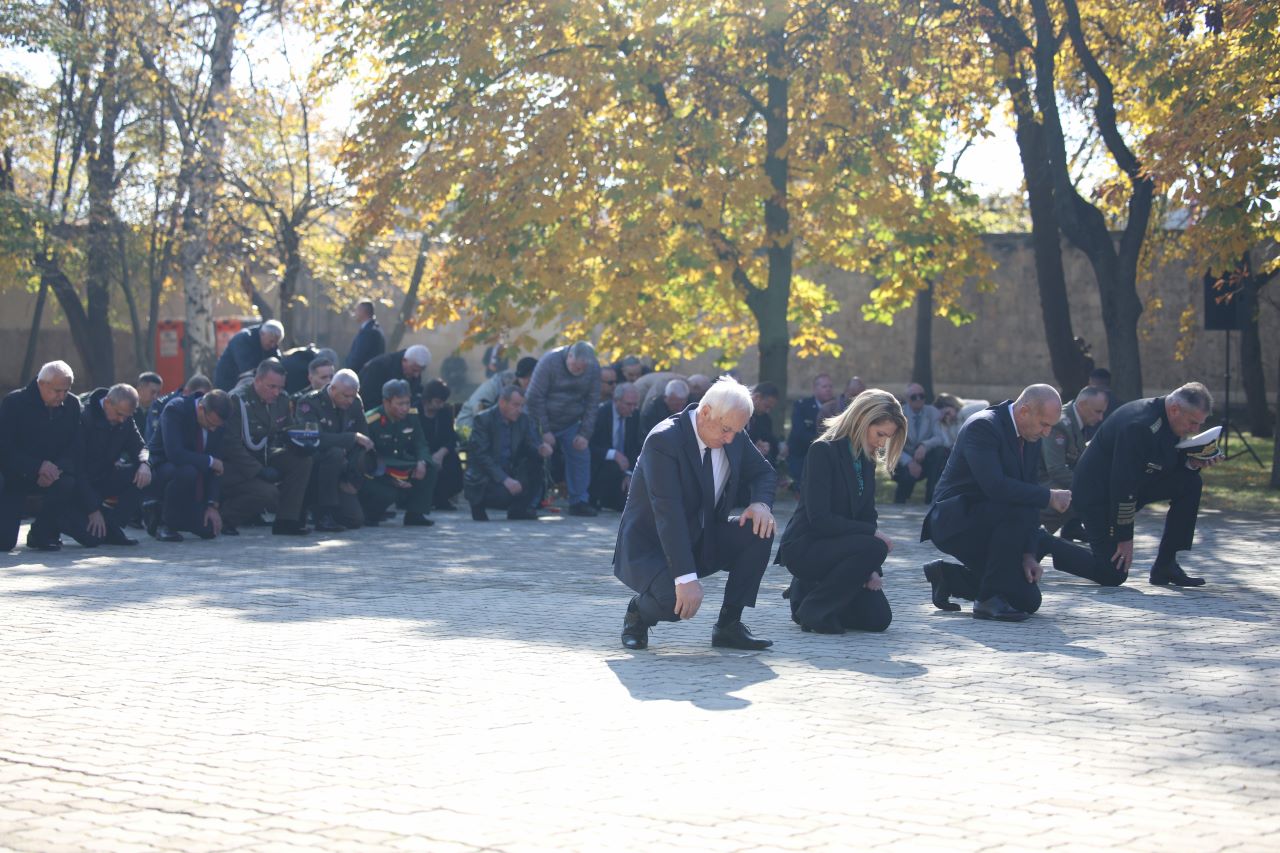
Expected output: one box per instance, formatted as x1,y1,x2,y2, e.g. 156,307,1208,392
676,411,728,585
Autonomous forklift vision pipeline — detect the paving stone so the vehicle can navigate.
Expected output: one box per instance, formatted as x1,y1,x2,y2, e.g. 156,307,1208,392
0,505,1276,850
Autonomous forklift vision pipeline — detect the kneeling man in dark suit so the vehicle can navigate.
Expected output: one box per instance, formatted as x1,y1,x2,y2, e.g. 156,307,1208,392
921,385,1080,622
615,376,778,651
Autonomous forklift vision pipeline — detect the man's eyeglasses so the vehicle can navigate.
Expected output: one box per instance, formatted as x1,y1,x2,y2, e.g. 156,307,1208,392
908,393,925,401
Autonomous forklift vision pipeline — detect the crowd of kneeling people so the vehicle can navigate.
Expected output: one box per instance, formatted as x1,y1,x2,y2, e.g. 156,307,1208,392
1,316,1218,646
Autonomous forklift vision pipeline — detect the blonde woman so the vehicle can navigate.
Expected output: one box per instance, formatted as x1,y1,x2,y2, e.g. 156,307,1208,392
775,390,908,634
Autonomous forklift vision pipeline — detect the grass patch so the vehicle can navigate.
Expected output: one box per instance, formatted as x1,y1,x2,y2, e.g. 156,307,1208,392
1201,431,1279,514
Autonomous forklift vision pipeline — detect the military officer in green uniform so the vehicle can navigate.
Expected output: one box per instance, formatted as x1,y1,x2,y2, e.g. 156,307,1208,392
1038,385,1109,538
222,358,314,535
361,378,436,527
294,368,372,531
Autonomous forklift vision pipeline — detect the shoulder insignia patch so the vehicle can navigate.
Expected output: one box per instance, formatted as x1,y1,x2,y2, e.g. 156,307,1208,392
1054,435,1066,445
366,410,381,424
1149,418,1162,434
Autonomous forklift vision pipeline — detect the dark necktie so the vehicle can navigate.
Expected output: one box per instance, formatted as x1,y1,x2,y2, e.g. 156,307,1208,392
702,447,715,527
195,424,206,503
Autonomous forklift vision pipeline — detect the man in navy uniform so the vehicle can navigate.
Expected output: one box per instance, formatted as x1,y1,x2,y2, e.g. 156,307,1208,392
1070,382,1218,587
615,376,778,651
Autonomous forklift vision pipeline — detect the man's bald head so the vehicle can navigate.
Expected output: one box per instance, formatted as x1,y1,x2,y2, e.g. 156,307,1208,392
1012,384,1062,441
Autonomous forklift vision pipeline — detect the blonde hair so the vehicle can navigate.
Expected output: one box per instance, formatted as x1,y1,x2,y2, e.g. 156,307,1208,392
817,388,907,476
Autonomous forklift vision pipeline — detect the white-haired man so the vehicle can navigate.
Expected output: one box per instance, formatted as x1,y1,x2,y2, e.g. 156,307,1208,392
0,361,89,551
921,385,1087,622
294,369,373,531
214,319,284,391
615,376,778,651
358,344,431,410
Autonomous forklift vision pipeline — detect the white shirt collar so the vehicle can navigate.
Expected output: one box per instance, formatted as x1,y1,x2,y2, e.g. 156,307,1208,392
689,410,709,454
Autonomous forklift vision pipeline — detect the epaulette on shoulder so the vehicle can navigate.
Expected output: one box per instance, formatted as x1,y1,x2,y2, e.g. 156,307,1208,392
1149,418,1162,434
408,407,419,415
366,409,382,424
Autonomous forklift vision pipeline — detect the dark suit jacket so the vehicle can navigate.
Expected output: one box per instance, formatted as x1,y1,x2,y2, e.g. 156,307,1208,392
463,407,541,502
786,396,822,457
639,396,675,438
359,349,421,406
77,387,148,511
614,404,777,593
214,325,280,391
921,401,1048,547
280,346,319,395
776,439,877,565
589,400,642,471
0,379,81,488
346,320,386,373
147,393,225,504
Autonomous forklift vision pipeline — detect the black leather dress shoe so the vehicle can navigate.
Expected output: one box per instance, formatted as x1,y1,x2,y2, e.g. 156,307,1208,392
403,512,435,527
567,502,598,517
272,520,309,535
924,560,961,612
470,504,490,521
1150,562,1206,587
104,529,139,546
622,603,649,650
221,524,239,536
507,507,539,521
973,596,1030,622
26,537,62,552
313,512,345,533
711,621,773,650
155,525,184,543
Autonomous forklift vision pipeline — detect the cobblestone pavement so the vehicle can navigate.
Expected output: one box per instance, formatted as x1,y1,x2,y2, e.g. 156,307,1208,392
1,501,1278,852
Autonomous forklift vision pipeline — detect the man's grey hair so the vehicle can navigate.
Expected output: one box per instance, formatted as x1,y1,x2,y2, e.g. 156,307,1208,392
699,376,754,420
1014,384,1062,412
261,319,285,340
37,361,74,383
498,384,525,402
331,369,360,391
316,347,338,364
404,345,432,367
104,383,139,408
1075,385,1108,404
568,341,597,364
1170,381,1213,413
614,381,640,403
382,378,412,401
308,354,336,374
665,379,690,398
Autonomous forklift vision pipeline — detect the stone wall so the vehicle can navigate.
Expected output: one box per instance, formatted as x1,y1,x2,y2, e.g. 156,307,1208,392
2,233,1275,405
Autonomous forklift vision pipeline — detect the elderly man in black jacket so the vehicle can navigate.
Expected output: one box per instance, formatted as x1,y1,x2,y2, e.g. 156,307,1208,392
1071,382,1218,588
589,381,642,511
462,385,551,521
615,377,778,651
213,320,284,391
76,384,152,546
0,361,88,552
921,385,1085,622
358,345,431,408
146,390,232,541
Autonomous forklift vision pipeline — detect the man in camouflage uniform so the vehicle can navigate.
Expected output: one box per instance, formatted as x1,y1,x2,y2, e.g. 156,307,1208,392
222,359,314,535
1037,385,1109,537
361,379,436,527
294,368,371,532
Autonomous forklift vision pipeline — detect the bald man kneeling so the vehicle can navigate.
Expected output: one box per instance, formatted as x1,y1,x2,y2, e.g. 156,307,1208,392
920,385,1089,622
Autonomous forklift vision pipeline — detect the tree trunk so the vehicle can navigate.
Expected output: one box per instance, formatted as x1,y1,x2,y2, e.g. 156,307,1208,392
81,43,122,387
21,277,49,384
1271,348,1280,490
1237,256,1271,437
389,231,433,351
277,213,302,345
1030,0,1150,402
755,18,793,412
912,280,934,400
1014,104,1092,399
116,221,147,375
179,1,239,375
